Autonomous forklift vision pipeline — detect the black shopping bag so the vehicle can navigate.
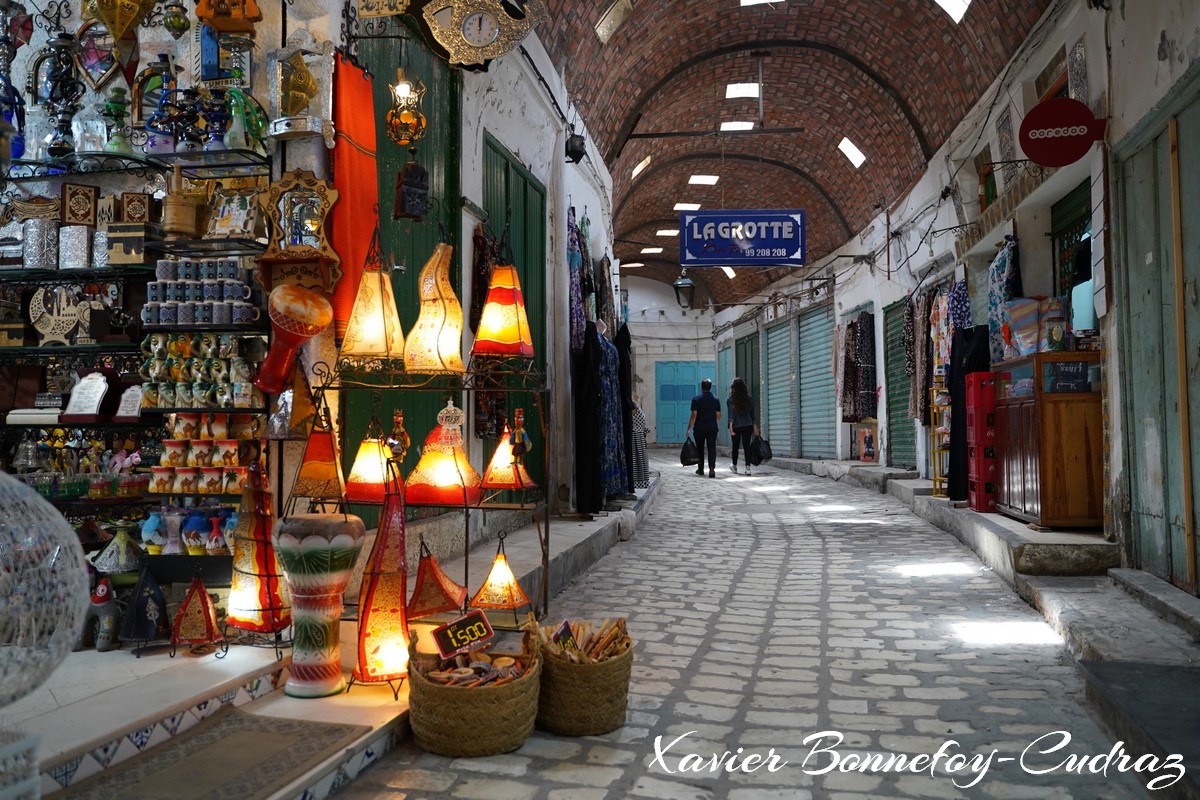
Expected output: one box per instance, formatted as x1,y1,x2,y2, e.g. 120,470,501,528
680,437,699,466
757,436,774,463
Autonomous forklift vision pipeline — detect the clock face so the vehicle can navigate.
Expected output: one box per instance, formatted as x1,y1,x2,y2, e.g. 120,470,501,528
461,10,500,47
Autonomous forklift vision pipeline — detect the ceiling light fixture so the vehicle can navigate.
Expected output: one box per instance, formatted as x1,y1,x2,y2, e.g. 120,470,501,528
656,229,679,237
689,175,719,185
720,121,754,132
838,136,867,168
740,0,783,5
673,202,701,211
641,247,664,254
672,269,697,309
631,155,651,179
725,82,759,99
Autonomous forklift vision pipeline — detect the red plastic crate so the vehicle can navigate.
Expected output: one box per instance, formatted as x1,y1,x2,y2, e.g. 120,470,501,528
968,456,997,479
968,444,997,461
968,479,997,512
965,373,999,410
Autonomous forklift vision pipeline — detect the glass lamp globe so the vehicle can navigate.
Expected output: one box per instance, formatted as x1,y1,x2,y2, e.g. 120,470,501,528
0,471,90,709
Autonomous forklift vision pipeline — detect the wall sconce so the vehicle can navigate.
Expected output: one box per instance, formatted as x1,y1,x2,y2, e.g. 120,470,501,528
160,0,191,39
266,30,334,148
404,242,465,375
407,539,467,619
564,123,586,163
481,413,536,491
226,463,292,634
289,397,345,510
672,269,696,309
470,262,534,359
385,66,426,147
339,228,405,370
171,577,220,654
469,532,530,627
346,396,391,504
405,399,482,506
353,464,409,690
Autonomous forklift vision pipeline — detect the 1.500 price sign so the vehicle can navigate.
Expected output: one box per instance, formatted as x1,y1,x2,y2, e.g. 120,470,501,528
432,610,495,658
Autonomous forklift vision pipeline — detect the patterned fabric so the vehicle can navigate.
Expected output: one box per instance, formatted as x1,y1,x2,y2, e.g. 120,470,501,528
930,288,953,378
948,278,972,332
568,207,587,352
596,253,617,334
903,298,916,377
987,239,1019,363
856,311,877,420
598,332,628,498
909,292,933,422
842,321,859,422
469,223,498,334
579,213,597,321
630,405,649,489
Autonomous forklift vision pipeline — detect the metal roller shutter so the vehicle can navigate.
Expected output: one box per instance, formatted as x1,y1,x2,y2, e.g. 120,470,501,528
797,303,837,459
717,346,733,447
884,301,917,467
764,321,795,455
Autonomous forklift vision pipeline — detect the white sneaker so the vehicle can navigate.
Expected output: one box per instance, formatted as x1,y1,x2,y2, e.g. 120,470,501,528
730,464,738,472
744,466,751,475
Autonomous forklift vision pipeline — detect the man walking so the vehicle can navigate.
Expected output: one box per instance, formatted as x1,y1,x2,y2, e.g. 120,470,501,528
686,378,721,478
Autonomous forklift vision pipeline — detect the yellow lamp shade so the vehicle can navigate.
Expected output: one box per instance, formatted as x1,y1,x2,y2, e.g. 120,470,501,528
405,400,482,506
482,423,536,491
291,415,344,502
346,436,391,504
354,488,409,682
470,552,530,611
404,243,465,374
340,265,405,363
471,263,534,358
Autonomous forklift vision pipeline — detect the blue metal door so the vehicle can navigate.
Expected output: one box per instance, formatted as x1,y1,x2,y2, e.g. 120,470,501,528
655,360,715,444
764,321,795,455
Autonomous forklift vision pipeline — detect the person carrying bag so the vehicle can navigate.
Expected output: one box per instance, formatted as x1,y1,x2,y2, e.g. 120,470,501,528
680,436,699,467
726,377,759,475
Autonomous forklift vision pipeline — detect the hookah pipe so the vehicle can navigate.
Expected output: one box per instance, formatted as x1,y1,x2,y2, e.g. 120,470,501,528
224,86,267,152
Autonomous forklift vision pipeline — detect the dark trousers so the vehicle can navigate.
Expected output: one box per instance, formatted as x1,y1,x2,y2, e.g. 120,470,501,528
695,428,717,470
731,426,755,465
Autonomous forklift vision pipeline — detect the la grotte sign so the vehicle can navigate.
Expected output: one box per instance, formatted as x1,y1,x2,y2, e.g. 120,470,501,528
1018,97,1107,168
679,209,806,268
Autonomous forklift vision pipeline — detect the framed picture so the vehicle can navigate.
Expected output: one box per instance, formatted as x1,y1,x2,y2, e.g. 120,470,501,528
61,183,99,227
206,187,259,238
120,192,151,223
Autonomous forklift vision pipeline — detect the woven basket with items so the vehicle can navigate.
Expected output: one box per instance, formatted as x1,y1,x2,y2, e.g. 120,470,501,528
535,617,633,736
407,628,541,757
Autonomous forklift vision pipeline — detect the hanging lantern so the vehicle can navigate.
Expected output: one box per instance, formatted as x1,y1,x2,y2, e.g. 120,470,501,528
405,399,482,506
385,67,426,147
226,464,292,634
339,227,405,369
289,397,345,508
471,263,534,359
482,416,536,491
406,540,467,620
346,399,390,504
353,465,409,684
161,0,191,40
404,243,465,375
469,532,530,613
171,577,220,651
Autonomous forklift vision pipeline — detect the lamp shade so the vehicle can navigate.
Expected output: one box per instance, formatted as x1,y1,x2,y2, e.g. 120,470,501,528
471,262,534,358
346,435,391,504
226,465,292,634
171,577,220,648
481,422,536,491
353,481,409,683
404,243,465,374
407,540,467,619
470,542,530,611
405,400,482,506
291,408,345,503
340,263,404,363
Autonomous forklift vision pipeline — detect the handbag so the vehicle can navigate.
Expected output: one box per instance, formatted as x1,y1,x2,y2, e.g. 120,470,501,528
748,435,772,466
757,436,773,463
680,436,699,466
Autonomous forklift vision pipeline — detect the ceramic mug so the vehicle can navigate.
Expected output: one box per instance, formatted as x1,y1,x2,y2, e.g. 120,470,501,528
198,259,219,280
175,381,194,408
205,358,229,382
168,333,193,358
164,357,188,382
201,279,222,302
213,438,239,468
147,281,165,303
213,302,232,325
214,382,234,409
221,280,253,302
201,467,224,494
177,259,198,280
205,413,230,439
157,382,177,408
140,383,159,408
217,259,241,280
224,466,249,494
182,280,202,302
174,467,199,494
195,302,214,325
159,302,179,326
139,357,166,381
174,412,201,439
229,357,252,382
161,439,189,467
230,413,260,439
232,381,254,409
193,380,215,408
217,334,239,358
141,303,162,326
141,332,170,357
178,302,197,325
193,332,217,358
187,440,213,467
164,281,184,303
151,466,175,493
232,302,260,325
155,259,177,281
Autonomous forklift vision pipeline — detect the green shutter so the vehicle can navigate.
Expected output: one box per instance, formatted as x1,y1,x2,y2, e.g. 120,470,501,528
764,321,794,455
884,301,917,467
717,346,733,447
797,303,836,459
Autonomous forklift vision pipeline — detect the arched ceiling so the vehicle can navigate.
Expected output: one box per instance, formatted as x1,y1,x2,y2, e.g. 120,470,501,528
536,0,1053,306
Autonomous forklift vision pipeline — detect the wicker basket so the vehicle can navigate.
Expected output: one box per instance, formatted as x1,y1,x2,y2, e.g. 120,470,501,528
407,630,541,757
535,640,633,736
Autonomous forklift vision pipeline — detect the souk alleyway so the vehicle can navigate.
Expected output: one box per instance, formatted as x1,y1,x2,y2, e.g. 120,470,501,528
337,452,1160,800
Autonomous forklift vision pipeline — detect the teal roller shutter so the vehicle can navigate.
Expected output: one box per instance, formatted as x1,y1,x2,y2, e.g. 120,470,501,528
797,303,836,459
884,301,916,467
764,321,794,455
717,346,733,447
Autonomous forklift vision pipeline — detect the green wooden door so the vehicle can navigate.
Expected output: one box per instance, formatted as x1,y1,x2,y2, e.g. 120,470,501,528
764,321,795,455
717,345,733,447
734,333,760,414
1180,91,1200,591
884,301,916,467
480,134,548,487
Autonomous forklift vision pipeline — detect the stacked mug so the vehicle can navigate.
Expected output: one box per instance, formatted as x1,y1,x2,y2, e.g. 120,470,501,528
141,258,261,327
149,412,257,496
140,332,264,411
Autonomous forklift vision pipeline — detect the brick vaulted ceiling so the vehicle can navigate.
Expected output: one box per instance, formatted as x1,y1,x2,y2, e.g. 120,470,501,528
536,0,1052,306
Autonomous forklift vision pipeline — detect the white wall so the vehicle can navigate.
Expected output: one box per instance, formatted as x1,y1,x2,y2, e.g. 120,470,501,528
1108,0,1200,143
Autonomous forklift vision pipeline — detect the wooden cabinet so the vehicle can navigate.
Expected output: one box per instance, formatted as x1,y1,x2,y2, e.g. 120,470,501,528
994,352,1103,528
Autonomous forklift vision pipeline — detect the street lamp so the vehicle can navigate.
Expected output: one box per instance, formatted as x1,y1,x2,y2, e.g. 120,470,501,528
672,269,696,309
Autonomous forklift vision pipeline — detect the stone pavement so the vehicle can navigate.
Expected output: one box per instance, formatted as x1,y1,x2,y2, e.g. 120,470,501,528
335,452,1166,800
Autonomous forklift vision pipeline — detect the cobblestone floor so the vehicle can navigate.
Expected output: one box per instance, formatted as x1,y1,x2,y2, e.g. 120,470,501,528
337,453,1154,800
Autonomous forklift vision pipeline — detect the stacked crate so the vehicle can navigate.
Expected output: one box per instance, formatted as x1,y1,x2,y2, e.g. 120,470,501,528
966,372,998,512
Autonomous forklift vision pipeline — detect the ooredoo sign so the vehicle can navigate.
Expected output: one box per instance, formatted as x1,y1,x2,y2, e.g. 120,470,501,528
1018,97,1107,168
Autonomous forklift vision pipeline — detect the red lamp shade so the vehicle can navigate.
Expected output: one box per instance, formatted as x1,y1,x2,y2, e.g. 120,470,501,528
172,577,220,647
226,465,292,633
406,541,467,619
353,484,409,682
405,400,482,506
291,412,345,503
470,263,534,358
346,435,391,504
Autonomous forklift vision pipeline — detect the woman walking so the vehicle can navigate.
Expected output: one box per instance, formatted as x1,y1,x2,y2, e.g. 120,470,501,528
727,377,759,475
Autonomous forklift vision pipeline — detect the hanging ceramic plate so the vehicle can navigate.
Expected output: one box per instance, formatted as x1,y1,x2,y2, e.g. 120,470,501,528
74,19,137,91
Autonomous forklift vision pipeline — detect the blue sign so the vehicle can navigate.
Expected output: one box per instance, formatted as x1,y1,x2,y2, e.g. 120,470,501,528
679,210,806,268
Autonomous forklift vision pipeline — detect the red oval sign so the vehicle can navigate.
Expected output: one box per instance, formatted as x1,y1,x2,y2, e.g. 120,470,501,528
1018,97,1107,168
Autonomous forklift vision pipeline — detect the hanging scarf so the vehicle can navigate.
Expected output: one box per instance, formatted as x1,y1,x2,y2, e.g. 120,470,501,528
596,252,617,332
856,311,877,420
579,213,596,320
567,207,587,352
468,223,498,334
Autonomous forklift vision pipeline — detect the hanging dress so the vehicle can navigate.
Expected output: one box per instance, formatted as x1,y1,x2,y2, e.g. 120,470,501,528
987,239,1020,364
597,331,628,499
630,404,649,489
573,321,604,514
579,212,597,321
614,323,636,494
568,207,587,352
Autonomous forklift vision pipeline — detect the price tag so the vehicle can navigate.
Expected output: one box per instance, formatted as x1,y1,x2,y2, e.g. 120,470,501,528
552,620,577,649
431,610,495,659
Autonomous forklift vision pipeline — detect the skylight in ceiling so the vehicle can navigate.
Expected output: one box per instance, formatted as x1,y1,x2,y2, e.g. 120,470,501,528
595,0,634,44
838,137,867,168
674,203,702,211
740,0,781,6
656,229,679,236
689,175,720,185
641,247,664,254
932,0,971,23
720,121,754,132
721,267,737,279
631,155,651,179
621,262,644,268
726,83,760,99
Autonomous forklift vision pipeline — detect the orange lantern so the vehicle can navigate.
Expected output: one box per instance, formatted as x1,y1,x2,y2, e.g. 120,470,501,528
407,540,467,619
171,577,220,652
405,400,482,506
226,464,291,634
346,402,390,504
470,262,534,358
470,533,530,615
481,416,536,491
340,233,405,367
353,467,409,686
290,399,345,507
404,243,464,374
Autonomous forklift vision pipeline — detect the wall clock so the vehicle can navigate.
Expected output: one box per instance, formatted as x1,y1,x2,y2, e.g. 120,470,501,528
422,0,547,67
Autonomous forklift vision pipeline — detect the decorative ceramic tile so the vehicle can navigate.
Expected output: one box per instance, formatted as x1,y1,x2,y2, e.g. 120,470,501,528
242,677,265,698
161,710,188,736
174,708,203,737
126,724,157,752
218,687,239,705
71,753,104,783
47,754,83,787
144,722,172,751
90,738,123,768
